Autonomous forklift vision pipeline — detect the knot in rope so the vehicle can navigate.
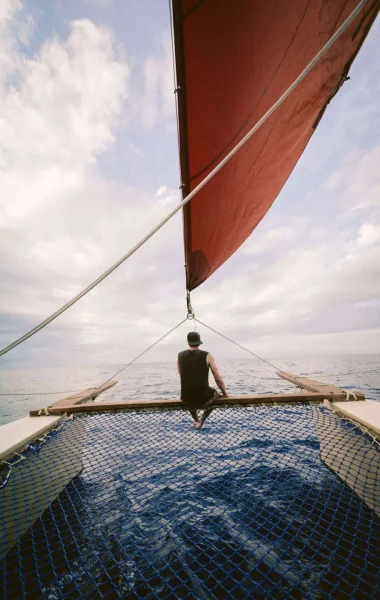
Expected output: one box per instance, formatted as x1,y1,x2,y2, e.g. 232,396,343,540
186,290,195,321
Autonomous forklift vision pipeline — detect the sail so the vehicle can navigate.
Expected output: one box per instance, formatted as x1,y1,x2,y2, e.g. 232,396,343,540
172,0,379,290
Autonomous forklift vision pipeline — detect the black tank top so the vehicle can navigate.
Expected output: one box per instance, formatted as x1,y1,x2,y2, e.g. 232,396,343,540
178,349,209,404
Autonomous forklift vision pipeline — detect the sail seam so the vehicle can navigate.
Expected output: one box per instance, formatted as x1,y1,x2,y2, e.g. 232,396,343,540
183,0,205,20
187,0,314,185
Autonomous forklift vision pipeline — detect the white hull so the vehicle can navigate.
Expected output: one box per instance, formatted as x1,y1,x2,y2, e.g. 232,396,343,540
314,402,380,517
0,416,86,560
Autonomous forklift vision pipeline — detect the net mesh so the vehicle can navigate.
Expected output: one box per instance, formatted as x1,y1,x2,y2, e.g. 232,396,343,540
1,405,379,599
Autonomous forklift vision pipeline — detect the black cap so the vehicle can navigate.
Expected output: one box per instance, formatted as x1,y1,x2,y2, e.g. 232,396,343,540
187,332,203,346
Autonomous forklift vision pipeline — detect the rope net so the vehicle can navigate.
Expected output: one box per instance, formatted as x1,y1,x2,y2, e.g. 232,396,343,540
1,405,379,599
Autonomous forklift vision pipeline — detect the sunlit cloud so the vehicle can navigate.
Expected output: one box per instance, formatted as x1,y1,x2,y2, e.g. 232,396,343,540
0,1,379,368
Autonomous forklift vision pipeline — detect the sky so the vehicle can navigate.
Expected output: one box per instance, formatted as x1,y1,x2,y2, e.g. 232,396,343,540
0,0,379,368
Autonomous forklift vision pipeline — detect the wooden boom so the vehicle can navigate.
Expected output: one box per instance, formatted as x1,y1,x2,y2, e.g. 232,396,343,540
29,372,364,416
276,372,365,400
30,381,118,416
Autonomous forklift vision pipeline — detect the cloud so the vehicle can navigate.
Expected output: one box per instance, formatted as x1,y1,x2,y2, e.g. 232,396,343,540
86,0,113,7
353,224,380,249
0,1,379,370
0,2,142,351
187,128,380,356
322,145,380,212
242,222,307,256
136,34,175,129
0,19,129,218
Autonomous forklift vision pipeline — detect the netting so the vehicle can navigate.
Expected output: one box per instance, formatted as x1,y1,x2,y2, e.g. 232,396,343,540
1,405,379,599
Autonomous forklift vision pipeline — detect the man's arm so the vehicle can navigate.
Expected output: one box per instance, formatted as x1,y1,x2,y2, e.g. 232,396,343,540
207,353,228,397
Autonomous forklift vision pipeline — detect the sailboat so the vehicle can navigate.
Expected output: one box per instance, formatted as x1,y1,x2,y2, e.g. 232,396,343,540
1,0,380,598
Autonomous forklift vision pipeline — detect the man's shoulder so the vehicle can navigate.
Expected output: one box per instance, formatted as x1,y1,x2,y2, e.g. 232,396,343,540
178,350,189,359
200,349,211,362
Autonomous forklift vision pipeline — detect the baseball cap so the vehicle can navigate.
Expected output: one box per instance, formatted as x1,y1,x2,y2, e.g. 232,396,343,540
187,331,203,346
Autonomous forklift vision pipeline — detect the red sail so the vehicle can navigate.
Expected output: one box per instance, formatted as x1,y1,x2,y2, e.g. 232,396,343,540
172,0,379,290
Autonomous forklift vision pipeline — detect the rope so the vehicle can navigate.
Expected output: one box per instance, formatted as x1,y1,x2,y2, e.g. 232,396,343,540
0,320,187,400
2,366,377,398
195,319,287,375
168,0,183,184
2,406,380,598
0,0,371,359
4,325,375,397
94,319,187,393
1,366,377,399
196,319,380,388
0,391,83,396
330,410,380,446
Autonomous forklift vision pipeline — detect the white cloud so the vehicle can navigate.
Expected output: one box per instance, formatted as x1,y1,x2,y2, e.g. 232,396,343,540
0,14,129,222
137,35,175,129
353,224,380,249
187,163,380,355
155,185,179,206
243,224,303,256
242,328,380,358
86,0,113,7
323,145,380,212
126,141,144,158
0,2,141,334
0,1,379,369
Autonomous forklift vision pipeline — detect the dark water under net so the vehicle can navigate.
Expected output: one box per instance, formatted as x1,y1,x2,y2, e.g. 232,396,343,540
1,405,379,599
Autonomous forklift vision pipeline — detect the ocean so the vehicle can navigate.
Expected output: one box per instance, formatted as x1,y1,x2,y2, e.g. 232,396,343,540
1,355,380,598
1,354,380,425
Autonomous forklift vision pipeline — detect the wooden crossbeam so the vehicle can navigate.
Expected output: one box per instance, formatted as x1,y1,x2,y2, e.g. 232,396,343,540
276,372,365,401
30,381,118,416
29,373,366,417
31,391,348,416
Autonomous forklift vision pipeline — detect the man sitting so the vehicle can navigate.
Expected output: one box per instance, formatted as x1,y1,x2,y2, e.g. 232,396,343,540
177,332,228,430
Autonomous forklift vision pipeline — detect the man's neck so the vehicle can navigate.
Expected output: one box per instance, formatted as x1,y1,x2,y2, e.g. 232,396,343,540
188,346,198,351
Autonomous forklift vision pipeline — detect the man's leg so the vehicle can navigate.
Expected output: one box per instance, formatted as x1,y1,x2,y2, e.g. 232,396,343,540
181,400,199,425
196,407,213,429
195,389,219,429
189,409,199,424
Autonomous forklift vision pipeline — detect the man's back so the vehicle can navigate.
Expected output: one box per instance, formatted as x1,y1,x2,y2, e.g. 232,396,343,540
178,332,228,429
178,349,209,405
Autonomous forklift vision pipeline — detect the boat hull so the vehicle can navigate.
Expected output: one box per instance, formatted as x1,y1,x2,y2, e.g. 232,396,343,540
0,417,86,560
313,406,380,517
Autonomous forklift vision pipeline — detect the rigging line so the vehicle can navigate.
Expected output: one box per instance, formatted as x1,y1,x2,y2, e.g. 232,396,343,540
2,367,377,397
168,0,188,293
0,0,370,359
195,319,286,375
0,391,83,396
168,0,183,188
93,318,188,393
1,320,187,401
1,320,187,399
197,318,378,381
0,319,190,399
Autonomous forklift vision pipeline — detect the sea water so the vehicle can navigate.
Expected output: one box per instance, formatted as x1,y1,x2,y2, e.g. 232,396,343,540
1,356,379,598
1,354,379,425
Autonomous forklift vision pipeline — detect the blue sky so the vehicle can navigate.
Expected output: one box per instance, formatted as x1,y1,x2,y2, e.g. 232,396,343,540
0,0,379,368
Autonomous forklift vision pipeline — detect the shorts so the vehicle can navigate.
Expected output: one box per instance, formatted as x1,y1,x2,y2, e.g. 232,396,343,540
181,387,220,410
